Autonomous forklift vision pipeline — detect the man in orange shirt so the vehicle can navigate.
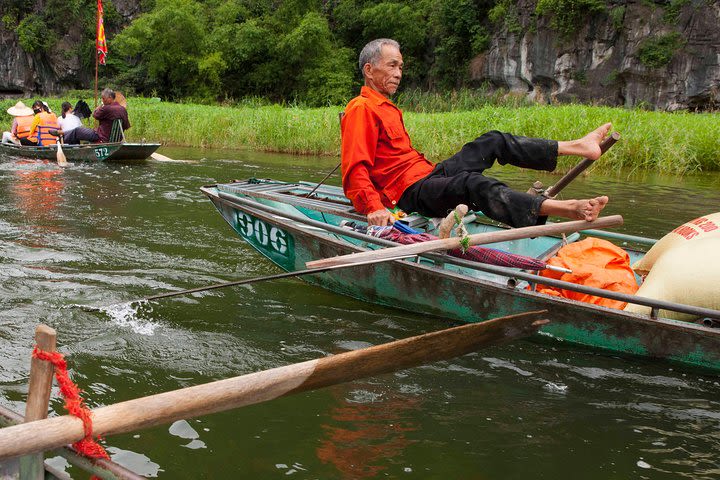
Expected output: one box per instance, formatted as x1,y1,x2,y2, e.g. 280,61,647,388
341,38,611,227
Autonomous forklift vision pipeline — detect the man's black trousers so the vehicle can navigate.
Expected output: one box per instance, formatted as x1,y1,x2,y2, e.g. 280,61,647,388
397,131,558,228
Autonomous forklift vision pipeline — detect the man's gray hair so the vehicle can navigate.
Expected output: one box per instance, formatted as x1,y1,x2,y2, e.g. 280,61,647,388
101,88,116,100
358,38,400,76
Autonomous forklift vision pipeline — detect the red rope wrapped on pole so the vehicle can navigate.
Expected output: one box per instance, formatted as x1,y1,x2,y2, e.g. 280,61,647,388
31,347,110,466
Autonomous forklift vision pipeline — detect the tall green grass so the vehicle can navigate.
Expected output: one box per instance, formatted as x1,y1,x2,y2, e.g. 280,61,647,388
1,96,717,174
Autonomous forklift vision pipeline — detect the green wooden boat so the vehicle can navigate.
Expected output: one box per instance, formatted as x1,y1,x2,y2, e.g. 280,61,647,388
201,178,720,371
0,141,160,162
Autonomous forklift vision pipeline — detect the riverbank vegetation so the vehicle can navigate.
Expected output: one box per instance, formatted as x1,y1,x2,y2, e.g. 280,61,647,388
1,95,717,174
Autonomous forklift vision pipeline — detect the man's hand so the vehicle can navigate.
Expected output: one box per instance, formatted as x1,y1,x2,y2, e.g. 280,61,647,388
367,209,395,226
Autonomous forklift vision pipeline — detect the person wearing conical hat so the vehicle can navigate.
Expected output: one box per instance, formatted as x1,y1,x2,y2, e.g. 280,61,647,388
2,101,34,145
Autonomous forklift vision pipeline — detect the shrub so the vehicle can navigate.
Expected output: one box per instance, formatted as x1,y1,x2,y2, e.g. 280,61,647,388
638,32,685,69
535,0,606,36
609,6,625,30
16,14,54,53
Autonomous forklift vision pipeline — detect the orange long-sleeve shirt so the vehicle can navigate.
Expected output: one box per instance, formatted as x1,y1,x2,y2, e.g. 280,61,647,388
341,86,434,214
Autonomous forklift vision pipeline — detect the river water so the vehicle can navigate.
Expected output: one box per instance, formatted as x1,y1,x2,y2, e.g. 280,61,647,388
0,148,719,479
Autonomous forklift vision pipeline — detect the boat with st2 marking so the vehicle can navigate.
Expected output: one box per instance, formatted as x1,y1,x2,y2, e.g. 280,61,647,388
0,141,160,162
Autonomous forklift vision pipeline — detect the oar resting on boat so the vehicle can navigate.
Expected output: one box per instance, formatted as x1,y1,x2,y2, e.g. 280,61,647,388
307,215,624,269
340,220,571,273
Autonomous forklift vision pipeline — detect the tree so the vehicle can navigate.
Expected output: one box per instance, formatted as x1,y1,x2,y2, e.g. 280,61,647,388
112,0,208,98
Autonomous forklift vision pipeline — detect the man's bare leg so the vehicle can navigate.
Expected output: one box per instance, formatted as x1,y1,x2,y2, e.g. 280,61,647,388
557,123,612,160
540,196,609,222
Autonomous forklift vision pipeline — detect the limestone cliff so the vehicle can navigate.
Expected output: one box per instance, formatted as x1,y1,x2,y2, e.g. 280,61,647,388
471,0,720,110
0,0,141,97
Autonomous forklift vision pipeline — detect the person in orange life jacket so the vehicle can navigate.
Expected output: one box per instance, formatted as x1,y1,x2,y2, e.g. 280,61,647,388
62,89,130,144
27,100,59,146
2,101,35,145
341,38,611,228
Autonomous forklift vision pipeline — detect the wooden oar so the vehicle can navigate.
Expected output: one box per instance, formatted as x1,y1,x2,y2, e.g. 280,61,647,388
543,132,620,198
55,140,67,167
82,254,416,311
150,151,174,162
306,215,624,269
0,311,548,460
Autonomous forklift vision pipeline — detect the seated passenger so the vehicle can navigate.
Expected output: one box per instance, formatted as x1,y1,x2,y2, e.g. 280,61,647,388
63,88,130,144
1,101,34,145
93,88,130,142
27,100,59,146
57,102,83,135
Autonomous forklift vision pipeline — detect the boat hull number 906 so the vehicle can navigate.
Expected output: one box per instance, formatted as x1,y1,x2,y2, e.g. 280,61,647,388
235,211,289,256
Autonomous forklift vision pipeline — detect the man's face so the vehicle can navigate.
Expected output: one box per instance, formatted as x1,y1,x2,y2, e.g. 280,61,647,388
364,45,403,97
101,95,113,106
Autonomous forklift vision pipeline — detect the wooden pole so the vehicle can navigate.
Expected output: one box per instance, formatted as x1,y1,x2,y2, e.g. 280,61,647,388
94,1,99,110
83,254,415,311
306,215,624,269
544,132,621,198
0,406,144,480
0,311,548,460
19,325,56,480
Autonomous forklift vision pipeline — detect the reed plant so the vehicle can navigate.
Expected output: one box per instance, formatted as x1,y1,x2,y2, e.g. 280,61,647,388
1,96,717,174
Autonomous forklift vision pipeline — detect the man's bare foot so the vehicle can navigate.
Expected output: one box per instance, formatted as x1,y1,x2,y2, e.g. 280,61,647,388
540,196,609,222
557,123,612,160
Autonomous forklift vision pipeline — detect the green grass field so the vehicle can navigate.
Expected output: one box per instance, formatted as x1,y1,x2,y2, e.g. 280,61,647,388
1,96,717,174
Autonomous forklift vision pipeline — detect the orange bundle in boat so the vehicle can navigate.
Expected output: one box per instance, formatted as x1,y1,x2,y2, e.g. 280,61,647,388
535,238,639,309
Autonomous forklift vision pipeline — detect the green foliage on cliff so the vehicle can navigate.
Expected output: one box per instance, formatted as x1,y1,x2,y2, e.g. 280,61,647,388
16,14,54,53
638,33,685,69
1,0,124,67
488,0,522,34
535,0,606,36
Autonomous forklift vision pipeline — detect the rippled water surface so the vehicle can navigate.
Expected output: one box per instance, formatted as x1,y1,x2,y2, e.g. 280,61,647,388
1,148,719,479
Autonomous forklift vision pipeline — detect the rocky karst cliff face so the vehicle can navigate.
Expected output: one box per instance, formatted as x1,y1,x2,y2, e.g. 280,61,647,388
471,0,720,110
1,0,718,110
0,0,142,97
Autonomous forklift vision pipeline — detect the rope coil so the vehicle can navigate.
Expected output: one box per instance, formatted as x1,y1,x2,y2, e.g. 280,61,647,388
32,347,109,472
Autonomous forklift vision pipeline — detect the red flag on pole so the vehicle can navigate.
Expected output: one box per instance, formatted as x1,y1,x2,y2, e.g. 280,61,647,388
96,0,108,65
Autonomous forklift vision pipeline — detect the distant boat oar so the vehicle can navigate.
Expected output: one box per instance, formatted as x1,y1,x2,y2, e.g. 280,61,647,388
0,310,549,460
80,254,417,312
306,215,624,269
150,152,174,162
56,140,67,167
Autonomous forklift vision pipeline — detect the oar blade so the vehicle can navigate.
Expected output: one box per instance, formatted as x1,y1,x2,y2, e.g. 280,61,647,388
56,142,67,167
150,152,173,162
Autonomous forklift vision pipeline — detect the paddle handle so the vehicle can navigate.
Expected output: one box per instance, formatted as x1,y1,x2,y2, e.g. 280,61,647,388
543,132,620,198
306,215,624,269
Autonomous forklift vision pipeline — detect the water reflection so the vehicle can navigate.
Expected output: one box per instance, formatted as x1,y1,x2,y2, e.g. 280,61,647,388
11,160,64,229
317,384,419,478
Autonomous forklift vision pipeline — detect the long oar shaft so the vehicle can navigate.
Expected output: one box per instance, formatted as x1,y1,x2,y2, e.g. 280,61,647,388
307,215,624,269
0,311,548,460
87,254,415,310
